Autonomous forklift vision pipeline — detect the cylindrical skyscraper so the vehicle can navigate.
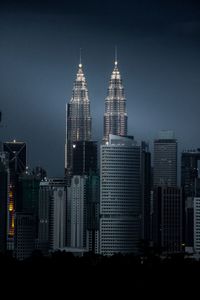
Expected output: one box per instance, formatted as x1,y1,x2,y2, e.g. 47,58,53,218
103,58,127,142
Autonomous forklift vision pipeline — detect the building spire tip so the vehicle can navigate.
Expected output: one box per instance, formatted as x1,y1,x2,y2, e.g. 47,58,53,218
115,46,118,66
79,48,82,68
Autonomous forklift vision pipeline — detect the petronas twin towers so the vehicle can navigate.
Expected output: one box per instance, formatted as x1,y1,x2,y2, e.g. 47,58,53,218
65,55,128,173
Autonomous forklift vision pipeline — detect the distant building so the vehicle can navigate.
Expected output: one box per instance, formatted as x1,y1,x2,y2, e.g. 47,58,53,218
194,197,200,254
86,174,100,254
67,139,99,253
181,149,200,250
181,149,200,197
100,134,141,255
49,178,66,251
0,153,9,253
72,141,97,175
141,142,151,243
3,140,26,250
153,186,183,253
38,178,66,253
15,212,36,260
67,175,87,249
38,180,51,254
153,130,177,187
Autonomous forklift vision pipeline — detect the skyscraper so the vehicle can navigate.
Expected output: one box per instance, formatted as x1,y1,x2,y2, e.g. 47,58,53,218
67,140,99,251
86,174,100,253
15,212,36,260
153,130,177,187
103,57,127,142
65,61,92,176
100,134,141,255
3,140,26,249
141,142,151,242
67,175,88,249
38,180,51,254
181,149,200,251
194,197,200,254
153,186,184,253
0,153,9,253
38,178,66,252
181,149,200,198
72,141,97,175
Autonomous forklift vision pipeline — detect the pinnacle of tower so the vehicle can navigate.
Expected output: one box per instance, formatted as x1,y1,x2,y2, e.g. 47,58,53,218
70,59,89,104
111,60,121,80
76,62,85,81
110,47,120,79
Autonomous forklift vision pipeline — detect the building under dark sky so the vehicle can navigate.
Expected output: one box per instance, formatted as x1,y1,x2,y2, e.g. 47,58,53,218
0,1,200,176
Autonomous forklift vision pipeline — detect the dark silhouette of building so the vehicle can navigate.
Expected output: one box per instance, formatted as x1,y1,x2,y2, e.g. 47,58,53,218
14,212,36,260
181,149,200,251
72,141,97,175
3,140,26,249
0,153,9,253
181,149,200,198
141,142,151,243
153,131,177,187
153,186,184,253
86,174,100,253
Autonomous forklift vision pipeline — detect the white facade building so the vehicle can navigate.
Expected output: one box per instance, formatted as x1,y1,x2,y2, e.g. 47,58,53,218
100,134,142,255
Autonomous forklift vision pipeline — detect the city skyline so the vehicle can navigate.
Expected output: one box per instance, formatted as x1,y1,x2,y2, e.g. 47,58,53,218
1,1,200,176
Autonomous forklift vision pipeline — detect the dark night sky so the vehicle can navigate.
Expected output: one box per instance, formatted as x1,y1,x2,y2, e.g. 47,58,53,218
0,0,200,176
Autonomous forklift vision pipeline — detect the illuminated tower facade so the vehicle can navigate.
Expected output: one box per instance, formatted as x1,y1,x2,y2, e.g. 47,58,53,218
65,62,92,176
103,57,128,142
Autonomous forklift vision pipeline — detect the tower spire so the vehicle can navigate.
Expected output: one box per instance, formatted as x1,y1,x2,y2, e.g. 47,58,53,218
115,46,118,66
79,48,82,68
103,54,127,142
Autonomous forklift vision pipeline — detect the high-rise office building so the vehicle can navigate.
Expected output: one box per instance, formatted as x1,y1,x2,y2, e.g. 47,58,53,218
100,134,141,255
153,130,177,187
194,197,200,254
38,180,51,254
3,140,26,249
38,178,66,252
67,175,88,248
103,58,127,142
141,142,151,242
72,141,97,175
67,173,100,252
17,172,43,252
3,141,26,175
181,149,200,251
181,149,200,198
86,174,100,253
153,186,183,253
65,62,92,176
18,173,41,215
0,153,9,253
49,178,66,250
15,212,36,260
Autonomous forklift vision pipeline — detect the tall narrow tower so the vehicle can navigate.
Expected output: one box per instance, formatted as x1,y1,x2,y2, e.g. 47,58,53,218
103,54,127,142
65,60,92,175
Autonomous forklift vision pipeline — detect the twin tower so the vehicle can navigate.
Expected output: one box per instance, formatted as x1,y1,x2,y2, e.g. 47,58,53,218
65,56,128,172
